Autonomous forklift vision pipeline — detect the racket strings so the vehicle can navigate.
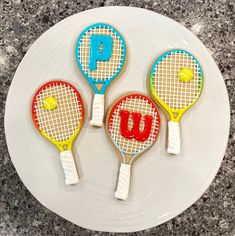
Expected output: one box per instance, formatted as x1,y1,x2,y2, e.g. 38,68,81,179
34,83,83,142
152,52,202,110
78,26,125,81
109,96,160,155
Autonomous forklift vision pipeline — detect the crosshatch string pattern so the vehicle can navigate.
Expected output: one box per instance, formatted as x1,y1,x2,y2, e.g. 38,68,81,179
108,95,160,155
152,52,202,110
33,82,83,142
78,25,125,81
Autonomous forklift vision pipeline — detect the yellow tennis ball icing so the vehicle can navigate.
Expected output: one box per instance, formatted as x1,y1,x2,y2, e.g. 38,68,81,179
43,97,58,110
178,67,194,82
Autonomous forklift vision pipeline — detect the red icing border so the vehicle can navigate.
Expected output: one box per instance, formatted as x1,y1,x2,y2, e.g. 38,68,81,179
107,93,160,141
32,80,85,131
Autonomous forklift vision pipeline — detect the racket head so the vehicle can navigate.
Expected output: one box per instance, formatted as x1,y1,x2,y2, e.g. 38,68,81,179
149,49,203,121
32,81,85,151
75,23,127,93
106,93,160,164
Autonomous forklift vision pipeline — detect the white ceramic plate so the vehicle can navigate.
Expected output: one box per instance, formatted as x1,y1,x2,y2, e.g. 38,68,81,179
5,7,230,232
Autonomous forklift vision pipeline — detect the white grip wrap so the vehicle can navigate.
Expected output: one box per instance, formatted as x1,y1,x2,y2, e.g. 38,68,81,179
60,150,79,185
115,163,131,200
167,121,181,155
90,94,104,127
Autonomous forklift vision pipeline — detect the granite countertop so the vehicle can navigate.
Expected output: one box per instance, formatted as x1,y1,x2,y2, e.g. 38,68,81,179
0,0,234,235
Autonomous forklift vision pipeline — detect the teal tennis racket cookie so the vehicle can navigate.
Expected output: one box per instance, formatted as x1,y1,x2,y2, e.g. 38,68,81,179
75,23,127,127
149,49,203,155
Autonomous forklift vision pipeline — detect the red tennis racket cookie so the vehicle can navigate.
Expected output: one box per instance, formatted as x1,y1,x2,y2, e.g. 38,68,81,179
32,81,85,185
106,93,160,200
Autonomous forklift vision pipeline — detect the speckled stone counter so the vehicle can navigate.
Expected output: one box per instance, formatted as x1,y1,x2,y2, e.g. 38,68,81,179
0,0,234,235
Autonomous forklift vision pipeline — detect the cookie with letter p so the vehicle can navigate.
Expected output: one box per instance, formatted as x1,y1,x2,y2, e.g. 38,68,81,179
75,23,127,127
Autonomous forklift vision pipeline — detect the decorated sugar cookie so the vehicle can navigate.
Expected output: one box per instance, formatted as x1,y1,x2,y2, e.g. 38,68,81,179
149,49,203,154
106,93,160,200
32,81,85,185
75,23,127,127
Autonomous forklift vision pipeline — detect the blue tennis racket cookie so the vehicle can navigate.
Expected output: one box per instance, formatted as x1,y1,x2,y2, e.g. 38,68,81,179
75,23,127,127
149,49,203,154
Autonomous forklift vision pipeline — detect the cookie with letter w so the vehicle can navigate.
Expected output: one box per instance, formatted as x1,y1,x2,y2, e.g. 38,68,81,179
106,93,160,200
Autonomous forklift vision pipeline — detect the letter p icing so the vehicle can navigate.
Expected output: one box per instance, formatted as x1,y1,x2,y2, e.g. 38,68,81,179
89,35,113,71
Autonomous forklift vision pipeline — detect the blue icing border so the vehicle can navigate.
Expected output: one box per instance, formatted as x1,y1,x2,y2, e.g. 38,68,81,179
75,23,126,94
150,49,203,83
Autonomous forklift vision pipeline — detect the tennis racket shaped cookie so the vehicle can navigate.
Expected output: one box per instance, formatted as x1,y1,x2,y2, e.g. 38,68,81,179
149,49,203,154
106,93,160,200
32,81,85,185
75,23,127,127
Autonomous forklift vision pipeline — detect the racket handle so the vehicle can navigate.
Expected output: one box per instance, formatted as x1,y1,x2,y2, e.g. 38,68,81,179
90,94,104,127
167,121,180,155
60,150,79,185
115,163,131,200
